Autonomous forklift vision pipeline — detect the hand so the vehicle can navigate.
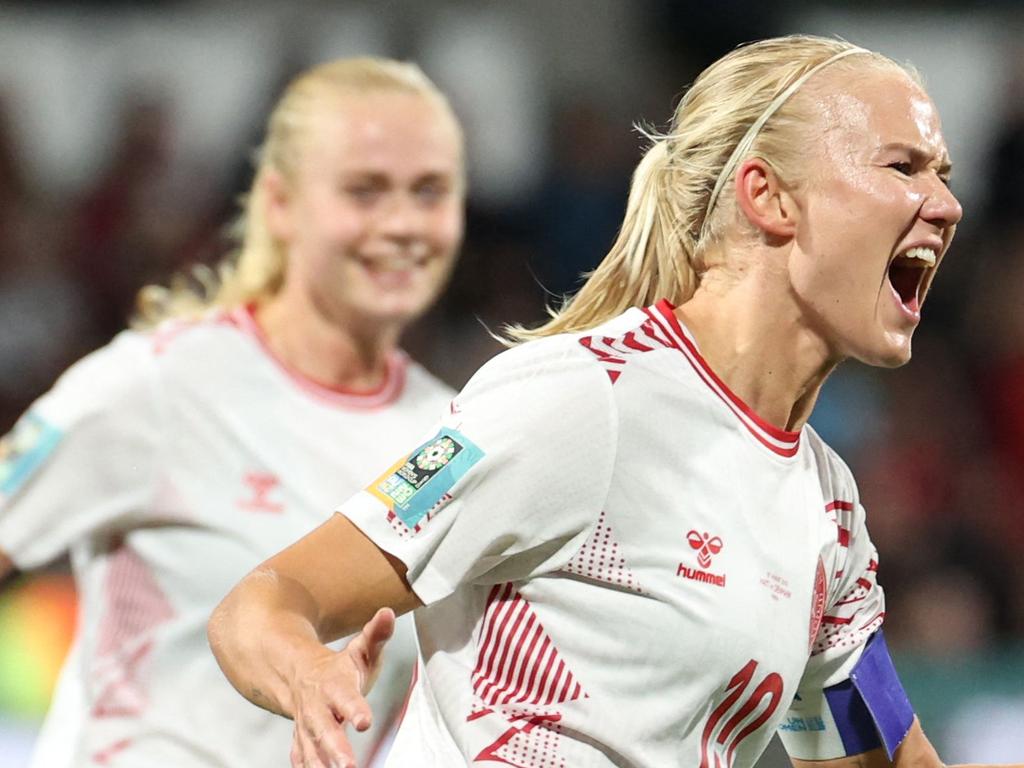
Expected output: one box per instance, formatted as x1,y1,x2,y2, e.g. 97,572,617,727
288,608,397,768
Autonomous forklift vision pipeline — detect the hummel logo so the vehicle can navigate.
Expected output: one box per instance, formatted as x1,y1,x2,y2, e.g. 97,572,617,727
687,530,723,568
678,530,726,588
238,471,283,514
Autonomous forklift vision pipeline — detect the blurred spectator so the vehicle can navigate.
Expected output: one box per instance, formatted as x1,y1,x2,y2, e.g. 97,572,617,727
0,90,93,433
65,90,214,340
531,100,633,298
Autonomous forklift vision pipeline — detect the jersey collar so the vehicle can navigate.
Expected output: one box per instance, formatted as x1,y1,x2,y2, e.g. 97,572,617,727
644,299,802,458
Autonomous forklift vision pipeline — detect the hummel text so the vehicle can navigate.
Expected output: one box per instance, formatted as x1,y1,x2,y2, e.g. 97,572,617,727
677,564,726,588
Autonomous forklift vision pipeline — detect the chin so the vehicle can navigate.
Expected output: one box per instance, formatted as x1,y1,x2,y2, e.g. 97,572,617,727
365,293,437,324
859,343,913,369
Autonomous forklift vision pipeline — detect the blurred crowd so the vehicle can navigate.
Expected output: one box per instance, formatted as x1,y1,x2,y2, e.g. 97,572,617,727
1,8,1022,673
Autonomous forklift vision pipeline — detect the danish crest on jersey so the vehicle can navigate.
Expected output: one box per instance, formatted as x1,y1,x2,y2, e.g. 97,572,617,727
0,411,63,502
369,427,484,529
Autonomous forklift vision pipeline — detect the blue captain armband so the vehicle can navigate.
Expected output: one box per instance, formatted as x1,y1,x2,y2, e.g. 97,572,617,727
824,630,915,759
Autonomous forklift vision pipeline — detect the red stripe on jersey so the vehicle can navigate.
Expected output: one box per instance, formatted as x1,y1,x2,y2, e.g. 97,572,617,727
578,317,677,384
838,527,851,547
522,634,552,704
821,615,854,625
644,302,801,458
825,500,855,512
622,330,654,352
472,584,585,708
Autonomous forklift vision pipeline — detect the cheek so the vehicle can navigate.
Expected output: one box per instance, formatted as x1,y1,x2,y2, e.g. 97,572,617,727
308,200,368,250
428,206,465,252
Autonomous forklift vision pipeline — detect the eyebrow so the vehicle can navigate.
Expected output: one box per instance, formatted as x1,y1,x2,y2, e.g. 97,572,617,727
880,142,953,176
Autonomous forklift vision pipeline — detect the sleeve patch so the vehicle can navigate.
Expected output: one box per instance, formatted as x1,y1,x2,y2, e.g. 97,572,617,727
368,428,484,529
0,412,63,502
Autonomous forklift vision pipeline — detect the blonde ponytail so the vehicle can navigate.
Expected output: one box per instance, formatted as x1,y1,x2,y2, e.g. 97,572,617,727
506,139,697,342
507,35,904,344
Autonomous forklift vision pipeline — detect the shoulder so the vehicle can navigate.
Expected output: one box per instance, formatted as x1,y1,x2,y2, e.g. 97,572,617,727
460,332,614,406
144,307,250,360
23,328,166,443
803,425,860,508
402,356,456,402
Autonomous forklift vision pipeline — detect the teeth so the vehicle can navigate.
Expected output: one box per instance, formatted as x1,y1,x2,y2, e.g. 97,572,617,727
901,247,937,267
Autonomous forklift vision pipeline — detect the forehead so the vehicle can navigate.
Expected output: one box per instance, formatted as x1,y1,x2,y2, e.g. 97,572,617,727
302,91,463,175
806,67,950,162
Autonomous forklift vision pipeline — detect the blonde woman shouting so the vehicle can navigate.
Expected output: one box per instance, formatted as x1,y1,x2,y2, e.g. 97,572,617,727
210,36,1014,768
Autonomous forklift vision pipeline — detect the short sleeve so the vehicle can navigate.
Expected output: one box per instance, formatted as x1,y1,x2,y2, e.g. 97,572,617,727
778,493,887,759
338,338,618,605
0,333,163,569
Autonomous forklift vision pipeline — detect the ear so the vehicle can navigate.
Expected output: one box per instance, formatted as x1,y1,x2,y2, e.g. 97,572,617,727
733,158,798,239
262,169,294,242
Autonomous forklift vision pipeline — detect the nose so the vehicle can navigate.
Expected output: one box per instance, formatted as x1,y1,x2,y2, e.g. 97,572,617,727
920,174,963,231
376,193,422,242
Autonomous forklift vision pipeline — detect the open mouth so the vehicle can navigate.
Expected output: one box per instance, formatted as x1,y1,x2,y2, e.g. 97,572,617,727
887,246,937,314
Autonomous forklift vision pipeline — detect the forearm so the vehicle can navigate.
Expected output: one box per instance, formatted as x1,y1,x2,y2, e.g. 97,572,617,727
208,566,334,718
793,719,1019,768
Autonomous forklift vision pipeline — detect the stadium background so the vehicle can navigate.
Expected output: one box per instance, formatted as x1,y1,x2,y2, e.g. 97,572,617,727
0,0,1022,764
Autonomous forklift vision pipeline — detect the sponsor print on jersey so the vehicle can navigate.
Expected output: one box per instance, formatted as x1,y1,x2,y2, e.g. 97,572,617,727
677,530,727,588
0,412,62,502
368,427,484,529
778,715,826,734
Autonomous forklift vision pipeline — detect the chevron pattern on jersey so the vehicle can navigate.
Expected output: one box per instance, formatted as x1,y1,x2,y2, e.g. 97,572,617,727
560,510,644,593
578,319,675,383
472,583,586,708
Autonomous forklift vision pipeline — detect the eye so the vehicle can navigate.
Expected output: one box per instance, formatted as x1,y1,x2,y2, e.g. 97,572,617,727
343,185,381,205
414,181,450,205
887,161,913,176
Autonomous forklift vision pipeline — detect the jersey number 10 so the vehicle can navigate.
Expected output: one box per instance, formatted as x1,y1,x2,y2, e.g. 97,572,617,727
700,659,784,768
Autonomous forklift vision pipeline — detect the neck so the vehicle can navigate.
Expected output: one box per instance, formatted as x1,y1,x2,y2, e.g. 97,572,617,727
254,287,402,392
675,262,839,432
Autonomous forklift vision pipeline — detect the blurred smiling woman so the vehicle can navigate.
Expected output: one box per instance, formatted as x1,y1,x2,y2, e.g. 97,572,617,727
0,58,464,768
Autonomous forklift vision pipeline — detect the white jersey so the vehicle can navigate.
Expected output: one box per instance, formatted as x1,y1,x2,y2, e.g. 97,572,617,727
0,306,453,768
340,300,885,767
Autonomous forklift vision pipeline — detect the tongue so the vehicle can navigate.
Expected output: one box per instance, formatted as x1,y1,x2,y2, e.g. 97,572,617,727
888,263,921,309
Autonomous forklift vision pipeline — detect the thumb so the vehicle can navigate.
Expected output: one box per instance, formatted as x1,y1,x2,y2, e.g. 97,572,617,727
348,607,397,692
362,607,396,660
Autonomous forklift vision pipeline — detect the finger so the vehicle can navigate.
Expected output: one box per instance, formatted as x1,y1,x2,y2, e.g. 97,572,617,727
334,693,374,733
294,715,326,768
346,608,396,693
299,704,351,768
361,607,396,652
316,717,360,768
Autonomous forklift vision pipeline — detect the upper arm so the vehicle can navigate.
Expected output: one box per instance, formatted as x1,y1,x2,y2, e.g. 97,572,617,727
260,512,421,642
337,341,619,607
0,336,161,568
